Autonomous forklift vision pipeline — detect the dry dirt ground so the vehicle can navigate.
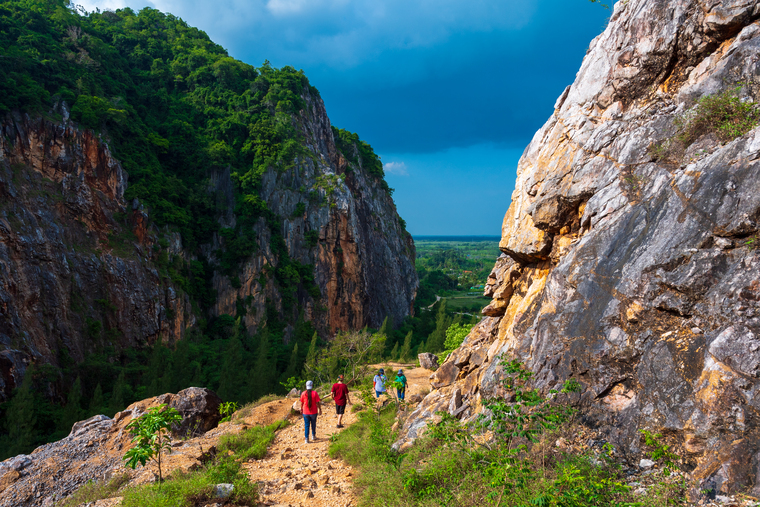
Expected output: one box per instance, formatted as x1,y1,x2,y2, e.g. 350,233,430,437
243,363,433,507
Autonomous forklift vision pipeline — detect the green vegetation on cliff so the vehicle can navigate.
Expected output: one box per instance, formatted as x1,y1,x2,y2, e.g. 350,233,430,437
0,0,392,290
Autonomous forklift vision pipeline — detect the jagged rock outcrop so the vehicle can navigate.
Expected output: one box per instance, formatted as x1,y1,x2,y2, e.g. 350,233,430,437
0,388,227,507
0,91,416,400
397,0,760,498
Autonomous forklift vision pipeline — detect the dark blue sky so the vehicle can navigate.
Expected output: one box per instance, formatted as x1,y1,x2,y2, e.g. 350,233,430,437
82,0,610,234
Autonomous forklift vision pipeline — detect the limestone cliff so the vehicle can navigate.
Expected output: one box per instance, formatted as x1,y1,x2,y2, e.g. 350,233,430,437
398,0,760,497
0,89,416,401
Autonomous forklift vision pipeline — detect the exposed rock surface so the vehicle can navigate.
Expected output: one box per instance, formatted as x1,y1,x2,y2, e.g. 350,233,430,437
397,0,760,498
0,387,228,507
0,88,417,400
418,352,439,370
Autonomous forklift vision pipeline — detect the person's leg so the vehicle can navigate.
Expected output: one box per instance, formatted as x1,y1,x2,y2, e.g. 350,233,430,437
310,414,317,439
303,414,310,442
336,404,345,426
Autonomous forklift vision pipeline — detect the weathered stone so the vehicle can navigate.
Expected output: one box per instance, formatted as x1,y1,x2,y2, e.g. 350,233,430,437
213,483,234,498
431,362,459,389
407,394,423,404
0,470,20,493
287,388,300,398
447,388,462,415
418,353,439,370
166,388,222,437
396,0,760,495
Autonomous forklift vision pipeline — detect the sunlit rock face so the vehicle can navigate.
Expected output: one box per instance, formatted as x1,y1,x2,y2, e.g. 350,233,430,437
0,89,416,401
397,0,760,497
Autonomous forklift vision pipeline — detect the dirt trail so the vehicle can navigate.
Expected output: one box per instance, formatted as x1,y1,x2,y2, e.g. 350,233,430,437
244,363,432,507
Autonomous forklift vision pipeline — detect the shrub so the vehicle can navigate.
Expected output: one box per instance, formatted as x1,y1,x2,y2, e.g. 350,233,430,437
676,87,760,145
651,87,760,165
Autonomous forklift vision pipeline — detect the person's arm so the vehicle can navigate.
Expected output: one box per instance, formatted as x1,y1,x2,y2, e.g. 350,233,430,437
317,396,322,415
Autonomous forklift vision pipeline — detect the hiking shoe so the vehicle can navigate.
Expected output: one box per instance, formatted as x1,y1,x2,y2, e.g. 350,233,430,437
305,438,309,444
337,424,344,428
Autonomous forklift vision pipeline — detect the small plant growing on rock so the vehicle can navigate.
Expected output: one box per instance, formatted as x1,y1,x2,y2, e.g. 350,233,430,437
123,404,182,482
218,401,239,423
640,429,680,476
480,358,578,447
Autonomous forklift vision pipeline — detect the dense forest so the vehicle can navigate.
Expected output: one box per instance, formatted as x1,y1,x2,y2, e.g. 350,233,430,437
0,0,405,459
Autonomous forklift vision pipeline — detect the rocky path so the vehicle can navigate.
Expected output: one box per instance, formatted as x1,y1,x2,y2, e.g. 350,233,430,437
245,363,432,507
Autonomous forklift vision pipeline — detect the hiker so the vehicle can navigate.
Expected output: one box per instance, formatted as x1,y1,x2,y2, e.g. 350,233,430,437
394,369,408,401
373,368,387,398
331,374,351,428
300,380,322,444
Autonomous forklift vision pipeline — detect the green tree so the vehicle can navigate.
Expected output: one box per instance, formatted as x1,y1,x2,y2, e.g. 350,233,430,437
89,383,104,415
303,331,318,376
389,342,399,361
442,322,475,358
3,372,37,457
399,331,413,361
218,330,246,403
281,342,299,383
248,331,274,401
426,301,450,353
123,404,182,482
61,376,84,433
110,370,127,416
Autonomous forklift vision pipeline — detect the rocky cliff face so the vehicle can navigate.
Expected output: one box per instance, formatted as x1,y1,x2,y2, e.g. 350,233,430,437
209,92,417,335
0,90,416,401
398,0,760,497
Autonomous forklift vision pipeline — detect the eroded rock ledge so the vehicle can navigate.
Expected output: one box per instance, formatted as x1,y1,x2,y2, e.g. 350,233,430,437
396,0,760,497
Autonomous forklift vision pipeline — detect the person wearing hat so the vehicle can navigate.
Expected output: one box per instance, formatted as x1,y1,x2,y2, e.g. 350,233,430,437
394,369,408,401
373,368,387,398
331,374,351,428
300,380,322,444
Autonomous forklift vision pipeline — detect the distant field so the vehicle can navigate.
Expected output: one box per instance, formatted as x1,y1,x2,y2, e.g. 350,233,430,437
413,236,501,311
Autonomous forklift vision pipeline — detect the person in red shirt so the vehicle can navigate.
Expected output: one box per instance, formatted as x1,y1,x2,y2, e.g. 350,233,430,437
300,380,322,443
331,374,352,428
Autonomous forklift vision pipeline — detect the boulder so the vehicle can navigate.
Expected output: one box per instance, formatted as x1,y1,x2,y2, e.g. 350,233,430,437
431,362,459,389
213,483,234,498
418,353,439,370
167,387,222,437
407,394,423,404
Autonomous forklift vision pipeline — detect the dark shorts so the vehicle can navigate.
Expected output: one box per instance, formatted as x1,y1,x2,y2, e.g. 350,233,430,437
335,404,346,414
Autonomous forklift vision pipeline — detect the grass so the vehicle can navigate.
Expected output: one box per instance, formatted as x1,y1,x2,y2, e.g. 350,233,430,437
59,419,288,507
218,419,288,462
329,398,687,507
58,473,131,507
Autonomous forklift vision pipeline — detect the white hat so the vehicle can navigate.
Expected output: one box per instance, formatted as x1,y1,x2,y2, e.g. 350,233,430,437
306,380,314,389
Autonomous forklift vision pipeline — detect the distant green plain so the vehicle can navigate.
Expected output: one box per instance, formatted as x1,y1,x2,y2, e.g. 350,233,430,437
414,236,501,314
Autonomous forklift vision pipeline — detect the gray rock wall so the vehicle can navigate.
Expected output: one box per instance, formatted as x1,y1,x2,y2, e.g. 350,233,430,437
397,0,760,497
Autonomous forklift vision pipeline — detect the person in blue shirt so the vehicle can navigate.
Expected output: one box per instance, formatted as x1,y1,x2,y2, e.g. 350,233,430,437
373,368,387,398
